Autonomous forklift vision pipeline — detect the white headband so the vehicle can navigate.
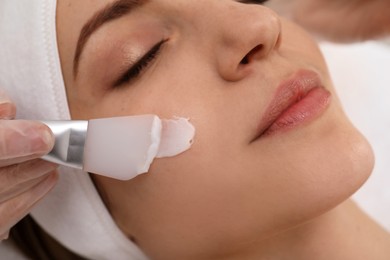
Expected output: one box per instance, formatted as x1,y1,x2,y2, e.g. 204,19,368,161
0,0,147,259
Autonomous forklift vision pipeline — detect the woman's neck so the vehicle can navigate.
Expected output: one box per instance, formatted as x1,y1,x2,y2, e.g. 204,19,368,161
230,200,390,260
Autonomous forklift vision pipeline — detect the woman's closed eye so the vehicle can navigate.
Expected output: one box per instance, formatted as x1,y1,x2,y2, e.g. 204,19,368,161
112,0,268,89
113,39,167,88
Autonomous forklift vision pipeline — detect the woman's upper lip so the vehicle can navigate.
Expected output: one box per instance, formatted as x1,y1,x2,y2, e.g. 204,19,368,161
254,70,326,139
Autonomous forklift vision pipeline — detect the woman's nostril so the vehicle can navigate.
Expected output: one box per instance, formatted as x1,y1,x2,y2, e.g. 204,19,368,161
250,44,264,55
240,44,264,65
240,56,249,65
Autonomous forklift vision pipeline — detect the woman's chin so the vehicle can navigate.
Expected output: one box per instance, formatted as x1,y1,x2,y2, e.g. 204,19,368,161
344,137,374,201
266,114,375,233
302,126,374,225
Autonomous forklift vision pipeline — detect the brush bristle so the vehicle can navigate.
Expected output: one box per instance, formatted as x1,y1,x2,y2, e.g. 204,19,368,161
83,115,162,180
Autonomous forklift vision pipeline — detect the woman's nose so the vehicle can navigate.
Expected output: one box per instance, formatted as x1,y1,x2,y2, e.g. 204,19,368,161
215,4,281,82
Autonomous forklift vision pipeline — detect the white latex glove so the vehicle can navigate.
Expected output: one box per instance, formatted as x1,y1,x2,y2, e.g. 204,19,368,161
0,90,58,240
266,0,390,42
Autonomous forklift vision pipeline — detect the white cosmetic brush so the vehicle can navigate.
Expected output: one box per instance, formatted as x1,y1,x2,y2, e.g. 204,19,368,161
42,115,195,180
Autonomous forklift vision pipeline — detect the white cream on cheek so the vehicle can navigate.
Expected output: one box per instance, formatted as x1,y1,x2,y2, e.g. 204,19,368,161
157,117,195,158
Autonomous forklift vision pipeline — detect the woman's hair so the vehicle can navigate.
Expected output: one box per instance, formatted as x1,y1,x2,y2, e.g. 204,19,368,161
10,216,86,260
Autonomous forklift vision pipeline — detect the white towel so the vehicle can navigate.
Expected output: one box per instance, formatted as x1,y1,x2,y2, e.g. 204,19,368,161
0,0,147,259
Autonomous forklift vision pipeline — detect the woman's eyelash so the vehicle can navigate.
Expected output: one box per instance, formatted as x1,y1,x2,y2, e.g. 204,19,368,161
238,0,269,4
114,40,166,87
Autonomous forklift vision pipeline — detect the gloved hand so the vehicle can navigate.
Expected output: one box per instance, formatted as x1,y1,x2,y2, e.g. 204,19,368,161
266,0,390,42
0,91,58,240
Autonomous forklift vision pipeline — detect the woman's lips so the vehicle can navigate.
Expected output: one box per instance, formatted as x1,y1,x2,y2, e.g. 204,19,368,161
255,70,332,139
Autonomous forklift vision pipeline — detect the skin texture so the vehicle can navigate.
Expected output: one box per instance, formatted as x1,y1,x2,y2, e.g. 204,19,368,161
265,0,390,42
55,0,386,259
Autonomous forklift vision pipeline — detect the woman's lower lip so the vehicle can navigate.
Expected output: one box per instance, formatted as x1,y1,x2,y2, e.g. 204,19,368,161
262,87,331,136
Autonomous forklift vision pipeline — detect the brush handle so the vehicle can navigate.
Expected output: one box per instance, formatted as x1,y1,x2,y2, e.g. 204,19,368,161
41,120,88,170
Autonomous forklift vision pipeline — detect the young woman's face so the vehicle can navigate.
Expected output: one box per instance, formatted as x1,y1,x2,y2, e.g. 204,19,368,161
57,0,374,258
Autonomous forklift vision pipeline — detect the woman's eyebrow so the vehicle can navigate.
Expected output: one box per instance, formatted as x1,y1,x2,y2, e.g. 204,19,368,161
73,0,149,78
